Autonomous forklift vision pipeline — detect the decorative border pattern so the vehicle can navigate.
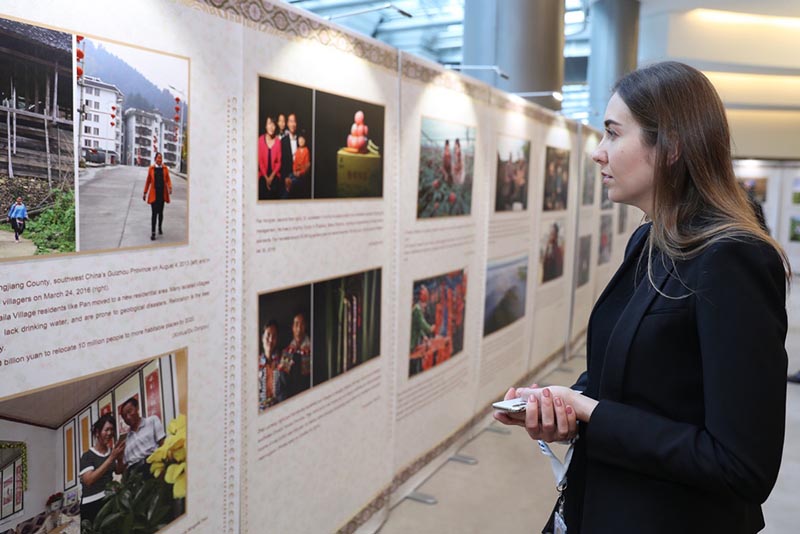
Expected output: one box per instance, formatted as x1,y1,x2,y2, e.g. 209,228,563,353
401,55,490,101
196,0,398,71
223,95,241,534
336,487,391,534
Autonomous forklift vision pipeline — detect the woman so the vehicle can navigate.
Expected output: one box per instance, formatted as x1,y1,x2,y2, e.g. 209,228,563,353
79,414,125,526
7,196,27,242
452,138,463,185
258,116,282,200
495,62,789,533
142,152,173,241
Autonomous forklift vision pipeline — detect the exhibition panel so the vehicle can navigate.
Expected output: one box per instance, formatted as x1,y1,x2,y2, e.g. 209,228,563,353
0,1,652,533
530,119,580,369
475,89,540,414
735,159,800,270
391,53,492,504
571,131,602,343
240,4,399,532
0,1,241,533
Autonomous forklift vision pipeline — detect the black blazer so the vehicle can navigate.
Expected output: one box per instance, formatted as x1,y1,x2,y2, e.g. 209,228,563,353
559,223,788,533
280,135,294,182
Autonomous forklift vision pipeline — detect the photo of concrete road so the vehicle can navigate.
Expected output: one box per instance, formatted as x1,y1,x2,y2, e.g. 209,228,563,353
78,164,187,250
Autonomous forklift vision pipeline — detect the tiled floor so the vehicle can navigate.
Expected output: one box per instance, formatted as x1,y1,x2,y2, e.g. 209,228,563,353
379,289,800,534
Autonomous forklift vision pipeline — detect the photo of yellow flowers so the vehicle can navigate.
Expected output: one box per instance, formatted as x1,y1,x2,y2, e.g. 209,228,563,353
0,350,188,534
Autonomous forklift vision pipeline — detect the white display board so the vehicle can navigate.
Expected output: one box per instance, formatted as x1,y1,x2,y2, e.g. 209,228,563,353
530,120,581,369
0,1,240,533
390,54,491,502
0,2,653,533
239,6,398,532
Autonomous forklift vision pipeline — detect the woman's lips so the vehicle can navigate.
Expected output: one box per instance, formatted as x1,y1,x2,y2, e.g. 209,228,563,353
601,173,614,184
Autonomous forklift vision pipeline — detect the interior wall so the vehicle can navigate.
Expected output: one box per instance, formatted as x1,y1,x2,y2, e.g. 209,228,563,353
0,421,61,531
728,110,800,160
638,9,800,160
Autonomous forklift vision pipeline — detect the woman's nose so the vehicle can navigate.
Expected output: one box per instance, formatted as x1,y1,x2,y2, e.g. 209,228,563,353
591,146,606,165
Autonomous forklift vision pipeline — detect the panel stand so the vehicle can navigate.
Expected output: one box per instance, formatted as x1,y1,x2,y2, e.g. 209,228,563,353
405,491,438,505
449,454,478,465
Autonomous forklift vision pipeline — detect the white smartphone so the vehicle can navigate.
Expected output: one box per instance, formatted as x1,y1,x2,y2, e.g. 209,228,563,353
492,397,528,413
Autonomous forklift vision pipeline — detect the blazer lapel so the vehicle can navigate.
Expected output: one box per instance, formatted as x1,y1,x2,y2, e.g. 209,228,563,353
593,224,650,313
598,253,674,401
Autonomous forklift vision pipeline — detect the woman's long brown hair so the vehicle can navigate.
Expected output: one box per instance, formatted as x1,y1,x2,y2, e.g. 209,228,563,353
613,61,790,292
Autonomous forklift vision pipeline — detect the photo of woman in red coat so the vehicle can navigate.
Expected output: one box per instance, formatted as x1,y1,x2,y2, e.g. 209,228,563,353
142,152,173,241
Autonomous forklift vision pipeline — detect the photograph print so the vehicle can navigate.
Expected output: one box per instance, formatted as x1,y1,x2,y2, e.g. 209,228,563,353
77,35,189,250
314,90,384,198
542,146,569,211
576,235,592,287
598,214,613,264
617,204,628,234
257,77,385,201
495,135,531,212
312,269,382,385
417,117,476,218
790,216,800,243
0,351,188,534
792,178,800,205
737,177,767,204
257,76,313,200
539,219,566,283
258,284,312,410
582,154,596,206
600,180,614,209
409,269,467,377
483,255,528,336
0,16,75,260
258,268,383,412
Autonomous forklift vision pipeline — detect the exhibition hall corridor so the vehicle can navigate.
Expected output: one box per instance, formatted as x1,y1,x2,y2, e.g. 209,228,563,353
379,282,800,534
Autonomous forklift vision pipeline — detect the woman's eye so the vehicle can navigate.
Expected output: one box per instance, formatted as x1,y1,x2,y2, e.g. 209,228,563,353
605,128,617,138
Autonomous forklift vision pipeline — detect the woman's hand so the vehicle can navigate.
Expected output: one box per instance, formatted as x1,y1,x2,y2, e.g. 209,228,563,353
493,385,598,443
110,439,126,460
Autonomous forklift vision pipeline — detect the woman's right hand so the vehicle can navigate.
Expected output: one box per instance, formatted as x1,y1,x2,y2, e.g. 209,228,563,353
111,439,126,459
493,385,578,443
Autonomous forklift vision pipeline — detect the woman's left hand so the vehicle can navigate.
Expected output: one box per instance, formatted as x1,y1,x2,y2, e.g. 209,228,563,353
517,385,598,424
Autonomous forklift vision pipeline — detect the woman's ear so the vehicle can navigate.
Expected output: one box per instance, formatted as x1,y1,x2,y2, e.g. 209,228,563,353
665,131,681,165
667,142,681,165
